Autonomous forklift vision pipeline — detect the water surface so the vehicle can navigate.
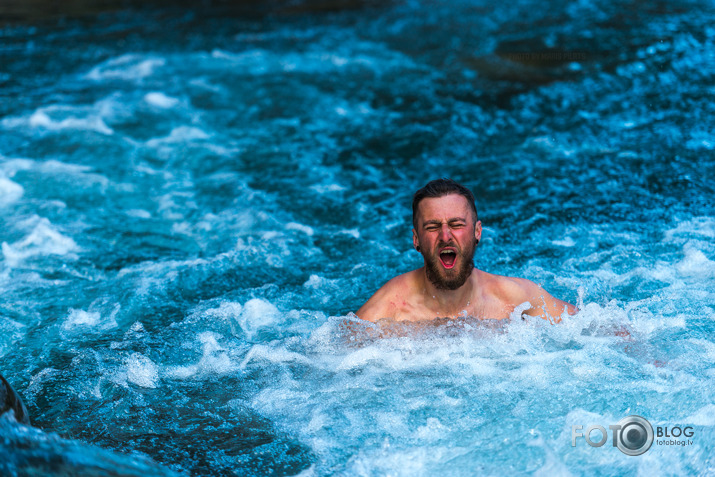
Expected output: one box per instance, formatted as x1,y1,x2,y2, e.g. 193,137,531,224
1,0,714,475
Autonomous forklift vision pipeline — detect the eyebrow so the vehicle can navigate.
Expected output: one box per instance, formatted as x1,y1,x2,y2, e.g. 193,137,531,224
422,217,467,227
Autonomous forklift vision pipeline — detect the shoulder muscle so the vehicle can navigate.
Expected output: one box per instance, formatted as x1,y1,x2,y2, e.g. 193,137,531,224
499,276,576,322
355,273,411,322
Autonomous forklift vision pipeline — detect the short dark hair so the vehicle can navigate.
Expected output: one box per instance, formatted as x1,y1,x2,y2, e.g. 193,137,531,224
412,178,478,228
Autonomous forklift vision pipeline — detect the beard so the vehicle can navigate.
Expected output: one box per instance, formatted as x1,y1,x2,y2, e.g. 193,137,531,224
423,238,476,290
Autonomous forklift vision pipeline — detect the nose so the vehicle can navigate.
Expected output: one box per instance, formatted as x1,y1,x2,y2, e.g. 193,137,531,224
439,224,452,242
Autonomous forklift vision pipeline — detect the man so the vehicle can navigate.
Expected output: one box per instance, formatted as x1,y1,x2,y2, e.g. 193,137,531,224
356,179,578,322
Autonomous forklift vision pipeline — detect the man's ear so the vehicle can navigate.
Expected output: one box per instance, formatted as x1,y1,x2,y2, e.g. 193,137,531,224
474,220,482,243
412,228,420,251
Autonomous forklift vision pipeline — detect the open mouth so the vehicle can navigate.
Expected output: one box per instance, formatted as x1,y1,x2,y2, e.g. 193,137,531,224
439,248,457,269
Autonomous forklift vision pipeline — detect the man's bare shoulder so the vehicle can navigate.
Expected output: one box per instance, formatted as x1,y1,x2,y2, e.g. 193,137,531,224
479,271,576,319
476,270,530,298
355,269,422,322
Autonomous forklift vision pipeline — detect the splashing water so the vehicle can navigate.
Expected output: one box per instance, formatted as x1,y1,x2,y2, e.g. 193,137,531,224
1,0,714,475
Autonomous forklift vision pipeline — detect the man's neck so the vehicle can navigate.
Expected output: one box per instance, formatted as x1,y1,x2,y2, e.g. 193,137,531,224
420,268,477,317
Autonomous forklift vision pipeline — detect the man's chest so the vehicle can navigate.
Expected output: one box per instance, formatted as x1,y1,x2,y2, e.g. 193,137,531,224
393,295,514,321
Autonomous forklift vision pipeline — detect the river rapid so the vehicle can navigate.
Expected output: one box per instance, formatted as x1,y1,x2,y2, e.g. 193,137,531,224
1,0,714,475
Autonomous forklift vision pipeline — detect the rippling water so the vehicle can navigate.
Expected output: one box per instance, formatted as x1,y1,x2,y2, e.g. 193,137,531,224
1,0,714,475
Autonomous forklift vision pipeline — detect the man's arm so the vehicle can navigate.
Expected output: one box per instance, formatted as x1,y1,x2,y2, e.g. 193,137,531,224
355,282,392,322
355,275,408,322
355,290,389,323
512,278,578,323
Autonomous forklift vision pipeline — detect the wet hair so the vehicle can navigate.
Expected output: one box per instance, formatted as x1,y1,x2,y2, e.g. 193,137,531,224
412,178,478,228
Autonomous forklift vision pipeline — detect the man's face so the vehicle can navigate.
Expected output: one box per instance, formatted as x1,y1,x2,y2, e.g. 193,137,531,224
413,194,482,290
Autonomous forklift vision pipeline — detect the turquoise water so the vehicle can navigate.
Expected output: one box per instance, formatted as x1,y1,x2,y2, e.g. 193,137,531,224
1,0,714,475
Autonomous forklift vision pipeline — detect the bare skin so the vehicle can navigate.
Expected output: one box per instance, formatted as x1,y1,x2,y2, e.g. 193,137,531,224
356,194,578,323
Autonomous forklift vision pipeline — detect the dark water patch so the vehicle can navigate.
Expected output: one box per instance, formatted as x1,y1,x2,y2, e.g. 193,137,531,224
1,0,714,474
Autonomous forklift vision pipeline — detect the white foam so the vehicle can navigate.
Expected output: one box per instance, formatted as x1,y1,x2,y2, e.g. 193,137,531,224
125,353,159,388
209,44,411,78
242,303,715,474
61,307,119,336
310,183,347,194
85,54,165,81
166,332,239,378
23,367,60,403
332,100,374,118
664,217,715,242
677,245,715,277
286,222,314,236
2,216,79,266
63,309,101,328
156,191,196,221
523,135,577,157
552,236,576,247
146,126,210,147
413,417,448,441
210,48,271,74
339,228,360,239
1,157,103,182
530,436,572,477
192,332,237,374
144,92,180,108
336,346,404,371
240,344,312,368
0,316,26,359
303,274,325,289
687,338,715,363
125,209,152,219
684,404,715,426
26,109,114,135
2,95,123,135
0,157,34,176
345,442,447,476
0,175,23,206
237,298,281,340
261,231,280,240
116,257,208,280
206,301,243,318
204,301,243,335
40,160,109,188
